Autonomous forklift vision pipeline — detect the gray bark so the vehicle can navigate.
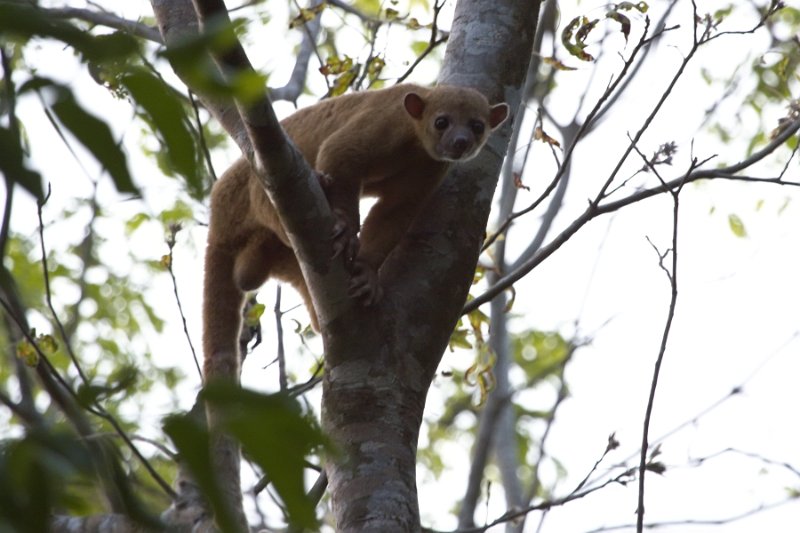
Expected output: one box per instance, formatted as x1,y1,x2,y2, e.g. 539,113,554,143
321,1,539,530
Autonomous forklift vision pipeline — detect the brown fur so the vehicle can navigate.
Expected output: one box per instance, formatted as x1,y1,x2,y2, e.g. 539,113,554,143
202,83,509,381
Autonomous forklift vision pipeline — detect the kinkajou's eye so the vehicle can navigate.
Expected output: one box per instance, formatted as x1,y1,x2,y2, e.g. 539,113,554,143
469,120,485,136
434,116,450,130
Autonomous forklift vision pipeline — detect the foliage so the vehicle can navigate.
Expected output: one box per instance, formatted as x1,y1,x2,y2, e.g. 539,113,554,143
165,385,325,530
0,426,98,532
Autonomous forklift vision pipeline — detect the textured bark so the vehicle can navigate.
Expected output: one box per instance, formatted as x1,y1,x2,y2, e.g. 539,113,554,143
321,1,539,530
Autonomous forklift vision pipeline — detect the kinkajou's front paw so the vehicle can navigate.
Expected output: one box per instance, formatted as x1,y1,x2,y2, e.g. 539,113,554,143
330,208,360,267
347,260,382,306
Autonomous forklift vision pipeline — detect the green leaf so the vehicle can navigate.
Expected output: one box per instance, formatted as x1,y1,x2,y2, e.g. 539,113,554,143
0,428,95,532
561,16,598,62
746,130,766,156
163,412,241,533
120,69,203,197
201,383,325,529
410,40,429,55
244,303,266,327
50,92,137,195
158,200,195,226
448,319,473,351
513,330,571,385
125,212,151,235
727,213,747,238
0,126,43,199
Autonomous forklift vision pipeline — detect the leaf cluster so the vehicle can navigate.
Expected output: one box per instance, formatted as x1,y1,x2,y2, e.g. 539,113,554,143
0,2,214,201
165,384,327,530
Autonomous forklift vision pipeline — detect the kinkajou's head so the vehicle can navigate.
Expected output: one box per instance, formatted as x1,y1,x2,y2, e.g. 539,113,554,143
404,85,509,162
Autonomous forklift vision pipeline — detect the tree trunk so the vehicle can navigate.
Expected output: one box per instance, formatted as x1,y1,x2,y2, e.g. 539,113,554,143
321,1,540,530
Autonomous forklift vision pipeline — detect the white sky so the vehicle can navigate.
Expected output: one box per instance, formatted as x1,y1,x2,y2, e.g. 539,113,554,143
4,0,799,531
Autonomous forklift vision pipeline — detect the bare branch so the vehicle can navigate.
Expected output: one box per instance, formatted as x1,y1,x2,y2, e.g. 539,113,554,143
465,20,800,315
164,223,203,382
269,0,325,103
0,48,17,260
274,286,288,391
482,16,654,253
45,6,163,42
585,497,796,533
36,191,177,500
428,466,637,533
635,154,692,533
396,0,448,83
701,0,785,44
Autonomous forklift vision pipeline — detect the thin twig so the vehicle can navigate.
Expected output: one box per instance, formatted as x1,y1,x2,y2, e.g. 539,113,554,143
633,148,693,533
585,497,795,533
275,285,288,391
37,187,90,385
482,16,654,253
189,90,218,182
165,224,203,381
701,0,785,44
427,468,637,533
36,191,176,498
0,47,17,259
396,0,447,83
465,66,800,315
478,0,790,275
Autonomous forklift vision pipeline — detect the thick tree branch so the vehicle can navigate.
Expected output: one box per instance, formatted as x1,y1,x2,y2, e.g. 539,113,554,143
269,0,324,103
320,1,540,530
46,6,163,42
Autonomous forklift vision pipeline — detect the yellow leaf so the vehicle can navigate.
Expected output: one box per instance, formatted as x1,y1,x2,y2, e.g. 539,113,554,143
542,56,577,71
16,340,39,367
289,2,327,29
38,334,59,355
728,213,747,238
245,303,266,327
534,126,561,147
